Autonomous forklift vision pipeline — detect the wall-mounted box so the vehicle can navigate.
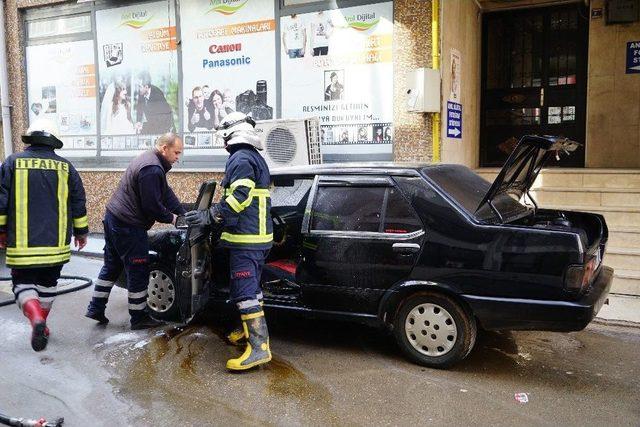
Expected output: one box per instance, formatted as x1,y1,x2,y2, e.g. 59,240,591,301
405,68,441,113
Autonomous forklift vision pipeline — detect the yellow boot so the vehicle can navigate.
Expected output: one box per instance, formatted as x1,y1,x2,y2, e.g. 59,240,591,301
226,327,246,346
226,310,271,370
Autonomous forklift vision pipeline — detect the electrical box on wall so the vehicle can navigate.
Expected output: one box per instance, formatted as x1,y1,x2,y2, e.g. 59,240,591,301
406,68,441,113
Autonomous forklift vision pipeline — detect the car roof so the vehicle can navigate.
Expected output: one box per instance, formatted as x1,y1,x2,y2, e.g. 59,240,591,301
270,162,439,177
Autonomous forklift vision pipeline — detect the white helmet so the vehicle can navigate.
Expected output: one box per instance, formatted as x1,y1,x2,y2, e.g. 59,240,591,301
216,112,263,150
23,118,63,149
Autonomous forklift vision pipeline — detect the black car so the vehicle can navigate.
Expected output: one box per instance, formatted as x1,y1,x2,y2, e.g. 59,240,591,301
143,135,613,368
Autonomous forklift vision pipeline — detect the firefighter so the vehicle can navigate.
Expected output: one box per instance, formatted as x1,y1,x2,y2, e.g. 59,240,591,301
185,112,273,370
85,133,185,329
0,118,89,352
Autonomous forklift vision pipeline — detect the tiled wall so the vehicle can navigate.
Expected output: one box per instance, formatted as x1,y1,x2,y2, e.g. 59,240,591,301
586,0,640,168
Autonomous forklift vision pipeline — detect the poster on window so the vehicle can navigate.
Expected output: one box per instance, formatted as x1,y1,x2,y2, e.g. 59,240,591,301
26,40,97,157
180,0,276,158
280,2,393,162
96,1,178,157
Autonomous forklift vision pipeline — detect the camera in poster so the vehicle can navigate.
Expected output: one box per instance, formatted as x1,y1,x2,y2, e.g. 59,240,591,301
179,0,276,153
26,40,97,156
96,1,178,143
280,2,393,162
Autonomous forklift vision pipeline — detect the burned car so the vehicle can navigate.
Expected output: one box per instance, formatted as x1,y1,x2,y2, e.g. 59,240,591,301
144,135,613,368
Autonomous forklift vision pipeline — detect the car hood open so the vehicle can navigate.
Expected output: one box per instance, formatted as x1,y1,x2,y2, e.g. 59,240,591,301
475,135,580,220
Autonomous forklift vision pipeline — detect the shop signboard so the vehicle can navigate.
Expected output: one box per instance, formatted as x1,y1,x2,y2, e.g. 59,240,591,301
280,2,394,162
627,41,640,74
26,40,97,157
96,1,178,157
447,101,462,139
179,0,276,162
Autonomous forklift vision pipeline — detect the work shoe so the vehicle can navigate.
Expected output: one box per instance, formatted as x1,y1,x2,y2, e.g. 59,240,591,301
226,310,271,371
131,314,163,330
22,299,48,352
31,321,49,352
85,307,109,325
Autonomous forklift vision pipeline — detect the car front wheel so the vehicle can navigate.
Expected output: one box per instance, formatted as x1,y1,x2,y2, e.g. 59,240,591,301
394,291,477,369
147,263,179,321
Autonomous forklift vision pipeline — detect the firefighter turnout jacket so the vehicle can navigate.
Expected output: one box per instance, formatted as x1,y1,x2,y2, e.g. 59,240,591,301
219,144,273,250
0,146,89,268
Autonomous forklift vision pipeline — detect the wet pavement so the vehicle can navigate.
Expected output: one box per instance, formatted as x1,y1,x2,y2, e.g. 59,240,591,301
0,255,639,426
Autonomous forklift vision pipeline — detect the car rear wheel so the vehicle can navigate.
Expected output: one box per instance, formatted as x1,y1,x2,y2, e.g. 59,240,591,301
394,292,476,368
147,263,178,321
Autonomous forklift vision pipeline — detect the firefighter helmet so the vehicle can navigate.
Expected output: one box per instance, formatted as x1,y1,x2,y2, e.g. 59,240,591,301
22,118,64,149
216,112,263,150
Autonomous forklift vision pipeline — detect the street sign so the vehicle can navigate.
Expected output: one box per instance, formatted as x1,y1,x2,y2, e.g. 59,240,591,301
627,41,640,74
447,101,462,139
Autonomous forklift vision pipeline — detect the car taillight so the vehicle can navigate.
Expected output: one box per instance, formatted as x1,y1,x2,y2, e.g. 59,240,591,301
564,258,597,293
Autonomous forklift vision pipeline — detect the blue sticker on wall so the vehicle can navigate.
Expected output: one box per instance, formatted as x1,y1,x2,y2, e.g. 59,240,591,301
447,101,462,139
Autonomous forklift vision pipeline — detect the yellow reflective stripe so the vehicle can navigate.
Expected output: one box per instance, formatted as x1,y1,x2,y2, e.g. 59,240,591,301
259,195,266,236
15,169,28,248
250,189,270,196
73,216,88,229
240,311,264,321
0,215,6,225
229,178,255,192
6,252,71,266
220,232,273,244
7,246,70,256
57,170,69,247
225,194,243,213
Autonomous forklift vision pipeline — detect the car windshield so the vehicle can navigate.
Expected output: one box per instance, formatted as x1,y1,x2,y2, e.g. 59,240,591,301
422,165,530,223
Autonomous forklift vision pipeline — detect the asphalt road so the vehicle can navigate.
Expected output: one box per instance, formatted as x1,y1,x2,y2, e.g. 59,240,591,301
0,256,639,426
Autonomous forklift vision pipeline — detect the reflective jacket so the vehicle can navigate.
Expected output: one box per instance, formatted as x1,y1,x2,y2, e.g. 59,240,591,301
0,146,89,268
218,144,272,250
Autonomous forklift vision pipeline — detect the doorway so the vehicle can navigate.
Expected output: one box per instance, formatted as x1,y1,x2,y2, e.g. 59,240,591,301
480,4,589,167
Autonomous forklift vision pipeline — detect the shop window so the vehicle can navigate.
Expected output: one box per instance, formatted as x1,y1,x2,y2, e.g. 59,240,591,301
27,14,91,39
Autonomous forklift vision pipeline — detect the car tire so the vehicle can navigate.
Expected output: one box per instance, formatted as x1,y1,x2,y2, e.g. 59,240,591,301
394,291,477,369
146,263,179,321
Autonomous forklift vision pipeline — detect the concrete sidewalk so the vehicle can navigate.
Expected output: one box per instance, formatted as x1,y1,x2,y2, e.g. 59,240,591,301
72,233,105,258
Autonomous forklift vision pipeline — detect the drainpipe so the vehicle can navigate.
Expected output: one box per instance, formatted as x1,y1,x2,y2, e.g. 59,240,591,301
0,0,13,159
431,0,440,163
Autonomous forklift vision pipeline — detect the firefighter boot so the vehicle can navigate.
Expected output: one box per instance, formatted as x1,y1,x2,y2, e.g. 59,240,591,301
227,295,263,346
226,320,246,346
226,310,271,370
22,299,48,352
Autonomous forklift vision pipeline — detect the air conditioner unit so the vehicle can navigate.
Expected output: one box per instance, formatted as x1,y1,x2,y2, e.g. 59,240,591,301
254,118,322,168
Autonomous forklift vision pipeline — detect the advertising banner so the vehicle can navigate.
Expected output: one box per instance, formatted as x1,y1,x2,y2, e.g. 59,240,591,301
26,40,97,157
280,2,393,162
96,1,178,157
180,0,276,158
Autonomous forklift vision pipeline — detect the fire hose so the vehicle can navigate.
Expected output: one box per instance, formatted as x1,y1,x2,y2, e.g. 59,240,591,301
0,413,63,427
0,276,92,308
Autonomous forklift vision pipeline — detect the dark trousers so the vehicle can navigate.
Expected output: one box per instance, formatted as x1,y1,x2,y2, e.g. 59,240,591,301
88,211,149,322
11,265,62,310
313,46,328,56
229,249,268,314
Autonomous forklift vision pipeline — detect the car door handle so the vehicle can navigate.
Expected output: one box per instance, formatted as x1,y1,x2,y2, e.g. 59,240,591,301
392,243,421,254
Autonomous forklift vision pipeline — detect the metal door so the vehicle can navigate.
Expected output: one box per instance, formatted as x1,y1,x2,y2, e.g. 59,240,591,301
480,4,588,167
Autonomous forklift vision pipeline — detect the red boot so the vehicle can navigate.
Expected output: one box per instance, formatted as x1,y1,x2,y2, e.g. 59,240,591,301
22,299,48,351
42,308,51,336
